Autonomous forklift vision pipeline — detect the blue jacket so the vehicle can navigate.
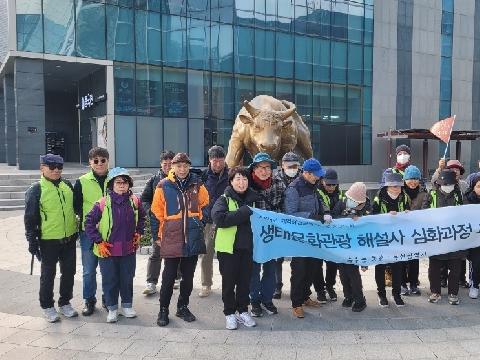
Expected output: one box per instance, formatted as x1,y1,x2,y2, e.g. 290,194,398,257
284,176,324,219
202,166,229,223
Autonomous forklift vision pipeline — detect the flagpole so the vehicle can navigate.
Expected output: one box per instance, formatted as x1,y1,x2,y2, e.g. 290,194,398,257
442,115,456,159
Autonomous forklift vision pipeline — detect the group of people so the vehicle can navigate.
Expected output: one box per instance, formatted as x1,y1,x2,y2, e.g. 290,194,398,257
23,143,480,330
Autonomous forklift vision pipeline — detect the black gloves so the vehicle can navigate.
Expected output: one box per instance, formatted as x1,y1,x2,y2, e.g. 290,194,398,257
28,239,42,261
238,205,253,216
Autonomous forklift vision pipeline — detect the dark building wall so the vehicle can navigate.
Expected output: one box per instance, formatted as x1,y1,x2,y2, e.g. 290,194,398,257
4,74,16,165
472,0,480,169
0,87,5,162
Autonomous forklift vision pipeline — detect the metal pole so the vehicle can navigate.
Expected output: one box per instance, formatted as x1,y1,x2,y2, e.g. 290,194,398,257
422,139,428,179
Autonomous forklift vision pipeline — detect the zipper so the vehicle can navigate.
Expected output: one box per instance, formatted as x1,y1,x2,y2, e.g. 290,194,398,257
55,184,67,238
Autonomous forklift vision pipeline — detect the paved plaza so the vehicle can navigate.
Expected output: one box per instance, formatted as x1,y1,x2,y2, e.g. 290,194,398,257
1,211,480,359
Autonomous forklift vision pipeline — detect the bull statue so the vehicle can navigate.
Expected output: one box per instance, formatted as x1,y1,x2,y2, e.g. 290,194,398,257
225,95,313,168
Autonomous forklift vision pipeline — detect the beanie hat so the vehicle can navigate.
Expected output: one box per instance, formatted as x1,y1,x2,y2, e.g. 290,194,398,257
207,145,226,159
172,152,192,165
396,144,411,155
323,168,339,185
282,152,300,163
404,165,421,180
446,159,465,175
345,182,367,203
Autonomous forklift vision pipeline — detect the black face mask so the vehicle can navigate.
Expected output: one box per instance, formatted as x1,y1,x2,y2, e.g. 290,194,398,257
404,185,420,200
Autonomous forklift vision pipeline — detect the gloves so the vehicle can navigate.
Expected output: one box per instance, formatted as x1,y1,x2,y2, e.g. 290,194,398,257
238,205,253,216
133,233,141,250
323,214,333,224
310,213,323,221
97,242,113,258
28,239,41,261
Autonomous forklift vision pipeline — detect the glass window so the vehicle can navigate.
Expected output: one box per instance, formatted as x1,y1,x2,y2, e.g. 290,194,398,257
234,75,254,113
188,118,205,166
211,73,233,119
163,67,187,117
276,79,293,102
276,32,293,78
114,63,136,115
163,117,188,153
441,34,452,57
294,5,307,33
313,83,330,122
188,70,209,118
295,35,312,81
135,10,162,65
348,43,362,85
295,80,312,120
135,0,161,12
43,0,75,56
187,18,209,70
255,29,275,76
364,5,373,45
162,15,187,67
115,115,137,167
331,41,347,83
16,0,43,52
136,64,162,117
256,77,275,97
277,0,294,18
211,23,233,72
347,87,361,124
331,85,346,123
316,0,331,37
162,0,187,15
439,100,451,118
363,45,372,86
106,0,134,7
234,27,254,74
137,116,163,167
188,0,210,20
441,57,452,80
348,2,364,43
363,86,372,126
211,0,234,23
362,125,372,164
313,38,330,82
106,6,134,62
215,119,234,152
76,1,106,59
331,0,348,40
235,0,254,26
442,0,454,14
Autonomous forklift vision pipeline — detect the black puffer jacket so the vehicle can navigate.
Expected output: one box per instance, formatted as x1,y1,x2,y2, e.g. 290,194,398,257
332,197,371,219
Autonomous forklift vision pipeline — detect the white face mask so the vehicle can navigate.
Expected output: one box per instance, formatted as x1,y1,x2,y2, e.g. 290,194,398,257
441,185,455,194
387,190,400,200
284,169,298,178
346,198,359,209
397,154,410,165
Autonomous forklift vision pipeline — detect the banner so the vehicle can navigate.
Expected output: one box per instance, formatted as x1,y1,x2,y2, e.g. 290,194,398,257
250,205,480,265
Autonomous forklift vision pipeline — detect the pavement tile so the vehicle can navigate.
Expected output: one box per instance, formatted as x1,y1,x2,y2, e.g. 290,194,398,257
414,328,449,343
121,339,164,357
330,344,366,359
384,329,422,344
0,314,31,328
17,318,53,331
130,326,169,340
426,341,470,358
443,326,479,340
35,348,78,360
71,350,111,360
44,320,87,334
91,338,135,355
355,330,390,344
59,335,104,351
29,333,74,348
393,343,437,359
295,345,331,359
162,329,199,342
322,330,357,345
458,339,480,354
0,343,16,356
362,344,402,359
194,329,229,344
0,345,46,360
225,330,262,345
258,345,298,360
0,327,19,341
1,329,45,345
155,342,196,358
194,344,228,359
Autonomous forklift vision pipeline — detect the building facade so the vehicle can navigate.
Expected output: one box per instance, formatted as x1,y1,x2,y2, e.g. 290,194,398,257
0,0,478,182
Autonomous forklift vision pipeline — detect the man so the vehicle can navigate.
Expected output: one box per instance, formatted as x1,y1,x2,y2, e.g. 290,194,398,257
73,147,109,316
248,153,286,317
142,150,175,295
273,152,301,299
284,158,325,318
25,154,79,322
198,146,229,297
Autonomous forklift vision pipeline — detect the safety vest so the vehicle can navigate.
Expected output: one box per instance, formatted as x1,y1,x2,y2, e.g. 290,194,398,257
429,190,461,209
317,189,345,210
392,167,405,177
39,176,77,240
214,195,238,255
93,193,139,257
79,171,108,230
373,193,409,214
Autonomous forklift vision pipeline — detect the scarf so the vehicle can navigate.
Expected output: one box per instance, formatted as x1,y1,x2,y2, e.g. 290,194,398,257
252,172,272,190
404,185,420,201
394,162,410,171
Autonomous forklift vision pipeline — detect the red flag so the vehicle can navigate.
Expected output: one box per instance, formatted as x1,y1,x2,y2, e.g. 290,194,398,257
430,116,455,143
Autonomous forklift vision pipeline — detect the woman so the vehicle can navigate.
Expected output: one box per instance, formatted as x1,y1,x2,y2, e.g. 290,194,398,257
85,167,146,323
212,166,260,330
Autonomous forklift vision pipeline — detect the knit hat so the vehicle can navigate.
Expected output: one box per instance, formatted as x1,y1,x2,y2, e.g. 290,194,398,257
323,168,339,185
40,153,64,165
345,182,367,203
303,158,325,177
282,152,300,163
437,170,456,186
172,152,192,165
396,144,411,155
446,159,465,175
404,165,421,180
207,145,226,159
250,152,277,169
383,172,404,187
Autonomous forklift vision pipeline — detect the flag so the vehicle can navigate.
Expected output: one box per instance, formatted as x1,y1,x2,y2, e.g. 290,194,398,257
430,116,455,143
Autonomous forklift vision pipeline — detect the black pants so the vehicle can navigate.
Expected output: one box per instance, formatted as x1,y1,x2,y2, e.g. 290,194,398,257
290,257,321,307
39,240,76,309
470,247,480,288
325,261,338,288
401,259,419,288
429,257,461,295
306,258,325,294
339,264,364,303
441,260,467,283
274,258,284,291
218,249,253,316
159,256,198,309
375,262,402,297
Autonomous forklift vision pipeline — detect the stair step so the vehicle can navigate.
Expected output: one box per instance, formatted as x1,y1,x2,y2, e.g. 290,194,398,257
0,205,25,211
0,185,30,192
0,192,25,199
0,199,25,206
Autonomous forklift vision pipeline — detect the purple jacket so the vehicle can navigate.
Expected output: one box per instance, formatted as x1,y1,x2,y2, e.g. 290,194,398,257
85,191,146,257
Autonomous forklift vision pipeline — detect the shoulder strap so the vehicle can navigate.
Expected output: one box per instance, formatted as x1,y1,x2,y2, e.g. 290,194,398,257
130,194,140,209
98,196,107,212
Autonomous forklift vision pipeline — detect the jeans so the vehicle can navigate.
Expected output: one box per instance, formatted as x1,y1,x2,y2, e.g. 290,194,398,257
39,239,76,309
159,256,198,309
99,254,136,310
80,231,99,303
250,260,276,304
146,241,161,284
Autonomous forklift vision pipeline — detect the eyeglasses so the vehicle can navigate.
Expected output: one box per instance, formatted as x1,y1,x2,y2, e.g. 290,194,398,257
93,158,107,164
256,165,272,172
114,180,128,185
46,164,63,171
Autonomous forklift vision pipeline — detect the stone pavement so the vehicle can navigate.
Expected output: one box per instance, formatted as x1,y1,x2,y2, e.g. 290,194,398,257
1,212,480,359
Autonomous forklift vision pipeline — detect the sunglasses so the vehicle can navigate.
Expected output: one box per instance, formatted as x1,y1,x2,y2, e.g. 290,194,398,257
93,158,107,164
46,164,63,171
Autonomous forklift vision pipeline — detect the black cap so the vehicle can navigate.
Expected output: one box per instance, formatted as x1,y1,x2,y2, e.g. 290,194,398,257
437,170,456,186
323,168,338,185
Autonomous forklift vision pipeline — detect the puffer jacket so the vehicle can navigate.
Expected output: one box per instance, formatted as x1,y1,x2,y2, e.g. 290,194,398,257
404,185,428,211
284,176,324,219
201,165,229,223
151,170,209,258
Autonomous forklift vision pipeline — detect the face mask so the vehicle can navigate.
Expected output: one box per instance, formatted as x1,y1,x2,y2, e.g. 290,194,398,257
397,154,410,165
284,169,298,178
346,198,359,209
441,185,455,194
387,190,400,200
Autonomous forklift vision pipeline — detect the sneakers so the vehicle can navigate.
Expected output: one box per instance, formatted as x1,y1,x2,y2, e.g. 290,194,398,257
236,312,256,327
157,307,169,327
352,300,367,312
400,286,410,296
173,279,181,290
428,293,441,303
176,305,196,322
317,291,327,304
469,286,479,299
326,287,337,301
292,306,305,318
121,307,137,318
410,287,421,295
81,302,95,316
43,307,60,323
273,288,282,299
198,286,211,298
303,297,320,307
106,309,118,323
392,296,405,307
262,302,278,315
250,302,263,317
378,294,389,307
448,294,459,305
59,304,78,318
225,314,237,330
143,283,157,295
342,298,353,308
